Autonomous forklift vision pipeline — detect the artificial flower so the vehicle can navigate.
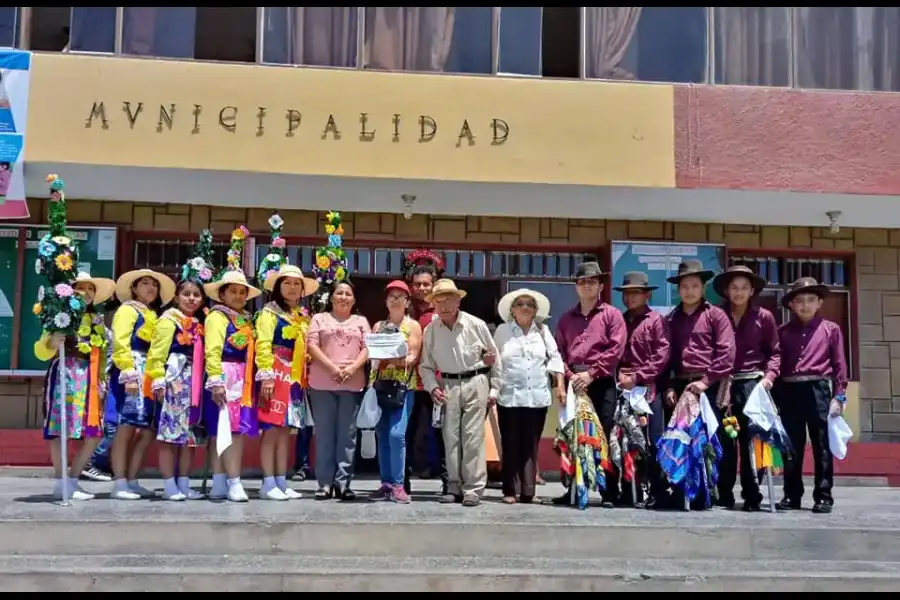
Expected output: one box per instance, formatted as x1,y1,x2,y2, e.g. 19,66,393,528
78,322,91,337
69,297,83,310
55,254,73,271
325,224,335,235
38,240,55,257
37,286,45,302
316,255,331,269
51,236,71,246
53,313,71,328
198,268,212,281
90,334,106,348
335,266,346,281
55,283,74,297
272,236,286,249
32,303,42,315
34,259,42,274
77,342,91,354
268,214,284,229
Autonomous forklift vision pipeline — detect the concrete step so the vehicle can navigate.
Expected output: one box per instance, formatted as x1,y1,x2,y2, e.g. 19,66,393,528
3,555,900,591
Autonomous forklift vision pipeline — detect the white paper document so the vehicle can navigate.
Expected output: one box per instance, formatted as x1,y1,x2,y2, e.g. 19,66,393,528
216,406,233,456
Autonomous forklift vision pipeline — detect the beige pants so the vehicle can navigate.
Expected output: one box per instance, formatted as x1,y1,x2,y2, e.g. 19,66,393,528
442,373,489,496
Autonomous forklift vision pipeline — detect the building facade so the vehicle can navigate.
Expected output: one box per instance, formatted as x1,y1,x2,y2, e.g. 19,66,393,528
1,7,900,470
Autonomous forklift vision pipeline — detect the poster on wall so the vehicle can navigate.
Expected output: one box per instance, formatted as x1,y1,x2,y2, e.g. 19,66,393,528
0,49,30,220
610,240,726,315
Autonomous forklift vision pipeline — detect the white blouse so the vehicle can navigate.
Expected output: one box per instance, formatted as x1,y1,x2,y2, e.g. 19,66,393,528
493,320,565,408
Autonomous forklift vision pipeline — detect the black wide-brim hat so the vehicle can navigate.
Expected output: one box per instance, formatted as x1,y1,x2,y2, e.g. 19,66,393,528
613,270,658,292
712,265,768,298
666,259,715,285
781,277,829,308
574,261,607,279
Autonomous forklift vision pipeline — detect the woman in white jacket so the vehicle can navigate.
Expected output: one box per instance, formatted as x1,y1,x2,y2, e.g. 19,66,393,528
492,289,565,504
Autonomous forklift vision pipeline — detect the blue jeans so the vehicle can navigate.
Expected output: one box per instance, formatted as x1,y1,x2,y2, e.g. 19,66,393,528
89,419,117,472
376,391,414,485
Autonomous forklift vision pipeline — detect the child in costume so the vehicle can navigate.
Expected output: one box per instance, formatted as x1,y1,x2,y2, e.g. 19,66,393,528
146,230,216,501
255,213,319,501
108,267,176,500
33,175,116,501
203,225,262,503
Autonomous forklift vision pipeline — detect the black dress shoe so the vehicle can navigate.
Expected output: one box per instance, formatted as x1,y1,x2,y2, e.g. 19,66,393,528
742,502,761,512
776,497,801,511
333,484,355,501
812,501,833,514
547,492,573,506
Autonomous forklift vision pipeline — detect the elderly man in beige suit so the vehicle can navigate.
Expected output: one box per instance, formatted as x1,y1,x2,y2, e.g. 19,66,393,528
420,279,501,507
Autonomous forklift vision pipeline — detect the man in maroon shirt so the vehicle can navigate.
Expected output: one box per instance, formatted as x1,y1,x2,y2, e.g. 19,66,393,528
712,265,780,512
551,260,627,506
661,259,736,510
403,250,447,495
614,271,671,507
774,277,848,515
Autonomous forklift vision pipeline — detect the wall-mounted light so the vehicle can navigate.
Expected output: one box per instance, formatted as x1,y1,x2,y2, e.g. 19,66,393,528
826,210,842,234
401,194,416,220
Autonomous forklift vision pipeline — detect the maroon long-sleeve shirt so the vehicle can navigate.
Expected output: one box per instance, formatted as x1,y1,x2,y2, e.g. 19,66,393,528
665,301,736,387
555,300,627,380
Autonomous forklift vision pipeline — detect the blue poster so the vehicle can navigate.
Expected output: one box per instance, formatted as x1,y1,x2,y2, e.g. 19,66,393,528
610,241,725,314
0,49,30,220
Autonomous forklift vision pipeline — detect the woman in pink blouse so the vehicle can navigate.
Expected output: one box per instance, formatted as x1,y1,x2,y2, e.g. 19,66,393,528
306,281,371,500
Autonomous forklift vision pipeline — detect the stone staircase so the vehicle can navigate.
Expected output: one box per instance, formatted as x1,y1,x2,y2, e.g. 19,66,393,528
1,477,899,591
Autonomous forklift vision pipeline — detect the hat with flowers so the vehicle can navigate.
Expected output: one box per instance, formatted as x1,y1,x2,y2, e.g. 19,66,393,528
180,229,217,285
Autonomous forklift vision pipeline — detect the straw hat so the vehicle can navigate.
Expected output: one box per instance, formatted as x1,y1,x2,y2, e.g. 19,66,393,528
204,270,262,303
72,271,116,305
498,288,551,323
425,278,467,303
712,265,768,298
666,259,716,285
781,277,829,308
263,264,319,296
115,269,176,304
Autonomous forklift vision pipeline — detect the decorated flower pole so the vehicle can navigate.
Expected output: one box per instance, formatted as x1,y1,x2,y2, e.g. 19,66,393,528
256,213,287,285
35,174,83,504
311,211,349,312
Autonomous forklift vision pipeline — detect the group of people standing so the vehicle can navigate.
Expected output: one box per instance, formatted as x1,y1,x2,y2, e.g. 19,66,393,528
36,210,847,514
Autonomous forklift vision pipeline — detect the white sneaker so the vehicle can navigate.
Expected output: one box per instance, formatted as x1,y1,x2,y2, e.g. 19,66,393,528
261,486,289,501
181,487,204,500
163,490,186,501
112,487,141,500
227,483,249,503
128,482,155,498
52,481,93,501
282,487,303,500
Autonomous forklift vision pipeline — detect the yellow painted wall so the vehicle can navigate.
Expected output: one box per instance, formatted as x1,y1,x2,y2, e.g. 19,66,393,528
27,54,676,188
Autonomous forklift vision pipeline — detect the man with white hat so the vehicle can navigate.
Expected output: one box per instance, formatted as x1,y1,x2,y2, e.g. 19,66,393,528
419,278,502,506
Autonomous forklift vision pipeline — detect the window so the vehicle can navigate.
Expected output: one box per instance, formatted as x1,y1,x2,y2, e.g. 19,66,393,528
729,253,855,375
70,7,116,53
122,7,256,63
584,7,707,83
363,7,492,74
28,7,70,52
497,7,542,76
262,7,358,67
713,7,790,86
797,7,900,91
0,8,18,48
541,7,580,78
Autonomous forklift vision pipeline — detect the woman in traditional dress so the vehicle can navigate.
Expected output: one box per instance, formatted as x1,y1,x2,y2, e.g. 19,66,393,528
256,262,318,501
108,268,176,500
203,225,262,503
367,280,423,504
35,271,116,501
147,231,216,501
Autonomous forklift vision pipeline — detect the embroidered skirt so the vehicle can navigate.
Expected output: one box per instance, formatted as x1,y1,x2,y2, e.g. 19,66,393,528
155,353,202,447
43,355,105,441
203,360,258,437
110,350,155,429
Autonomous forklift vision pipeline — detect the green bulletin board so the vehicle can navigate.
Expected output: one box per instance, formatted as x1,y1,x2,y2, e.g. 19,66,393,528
15,227,117,373
0,228,19,371
610,241,726,315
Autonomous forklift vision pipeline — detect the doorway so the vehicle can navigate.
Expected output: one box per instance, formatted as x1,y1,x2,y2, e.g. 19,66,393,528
351,276,505,475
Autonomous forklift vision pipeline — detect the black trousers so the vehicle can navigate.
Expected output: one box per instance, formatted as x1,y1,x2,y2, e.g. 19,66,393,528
641,390,666,499
664,378,721,510
497,405,547,499
712,377,763,506
405,390,447,493
773,379,834,505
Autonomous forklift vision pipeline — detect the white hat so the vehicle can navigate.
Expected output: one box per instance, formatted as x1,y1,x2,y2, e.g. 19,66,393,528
497,288,551,323
73,271,116,305
263,264,319,296
115,269,176,304
203,270,262,303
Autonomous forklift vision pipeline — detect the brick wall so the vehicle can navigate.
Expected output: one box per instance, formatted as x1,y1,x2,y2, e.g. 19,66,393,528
6,199,900,440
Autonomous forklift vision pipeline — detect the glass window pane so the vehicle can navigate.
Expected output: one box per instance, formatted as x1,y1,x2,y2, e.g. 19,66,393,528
796,7,900,91
0,8,17,48
713,7,790,86
123,7,196,59
263,7,358,67
364,7,491,74
585,7,707,83
195,7,255,63
69,7,116,53
498,7,541,75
